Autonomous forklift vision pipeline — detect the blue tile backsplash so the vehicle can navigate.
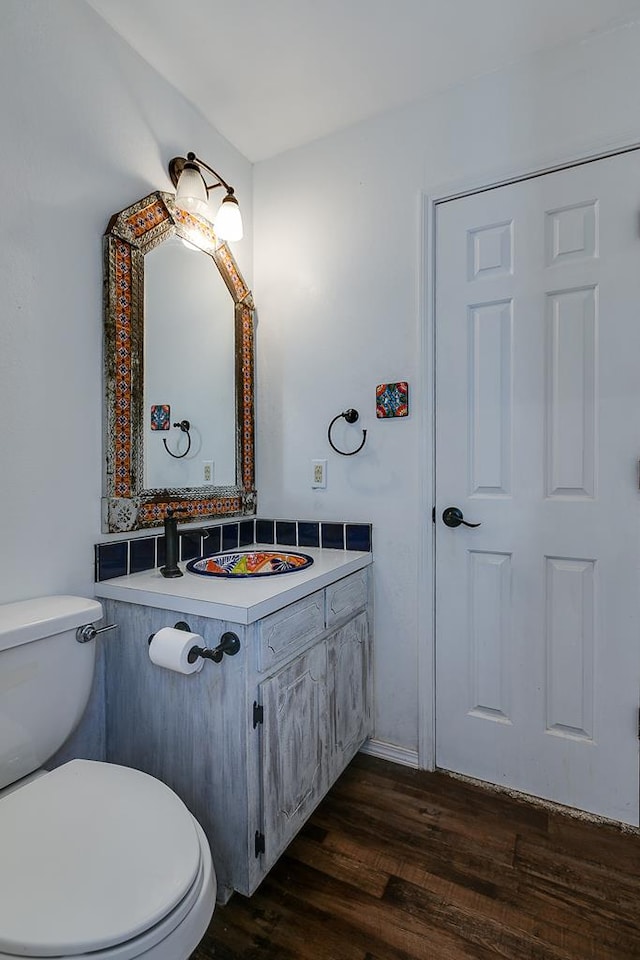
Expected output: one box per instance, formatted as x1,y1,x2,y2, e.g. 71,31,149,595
255,519,275,544
275,520,297,546
297,521,320,548
203,526,222,557
222,523,239,551
346,523,372,552
179,532,202,562
321,522,345,550
95,517,372,581
95,541,128,581
239,519,254,547
129,537,155,574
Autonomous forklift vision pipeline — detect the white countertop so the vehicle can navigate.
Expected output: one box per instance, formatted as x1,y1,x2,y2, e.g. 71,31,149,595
94,546,372,624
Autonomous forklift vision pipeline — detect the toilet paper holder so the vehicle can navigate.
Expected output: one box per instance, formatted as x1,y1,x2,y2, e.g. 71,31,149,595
147,621,241,664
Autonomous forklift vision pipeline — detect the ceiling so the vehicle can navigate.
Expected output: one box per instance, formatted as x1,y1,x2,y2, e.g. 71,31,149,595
86,0,640,162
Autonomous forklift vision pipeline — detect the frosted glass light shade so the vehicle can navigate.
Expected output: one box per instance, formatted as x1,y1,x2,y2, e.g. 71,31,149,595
214,194,243,242
175,163,210,218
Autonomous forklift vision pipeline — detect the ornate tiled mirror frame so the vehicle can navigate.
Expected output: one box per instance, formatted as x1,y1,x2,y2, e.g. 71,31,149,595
102,191,256,533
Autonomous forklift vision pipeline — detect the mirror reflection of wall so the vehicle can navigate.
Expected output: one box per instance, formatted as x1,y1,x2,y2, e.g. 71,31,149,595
144,236,236,490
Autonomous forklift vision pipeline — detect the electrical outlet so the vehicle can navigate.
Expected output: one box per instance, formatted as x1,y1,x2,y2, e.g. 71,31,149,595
203,461,214,483
312,459,327,489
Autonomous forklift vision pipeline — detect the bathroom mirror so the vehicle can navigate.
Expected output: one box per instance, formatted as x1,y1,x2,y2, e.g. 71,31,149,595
102,191,256,533
144,236,235,490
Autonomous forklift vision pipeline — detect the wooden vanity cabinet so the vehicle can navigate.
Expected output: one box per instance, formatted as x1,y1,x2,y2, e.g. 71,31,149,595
103,567,372,902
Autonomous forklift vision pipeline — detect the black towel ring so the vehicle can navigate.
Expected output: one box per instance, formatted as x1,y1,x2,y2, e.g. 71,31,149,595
163,419,192,459
327,409,367,456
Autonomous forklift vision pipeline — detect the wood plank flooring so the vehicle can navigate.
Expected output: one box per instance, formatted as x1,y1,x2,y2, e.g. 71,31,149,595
193,754,640,959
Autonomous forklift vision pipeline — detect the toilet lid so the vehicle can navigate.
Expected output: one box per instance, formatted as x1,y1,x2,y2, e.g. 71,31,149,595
0,760,203,957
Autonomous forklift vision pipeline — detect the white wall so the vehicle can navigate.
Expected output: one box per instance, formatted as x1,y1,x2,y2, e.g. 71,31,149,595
0,0,252,607
253,20,640,755
5,1,640,763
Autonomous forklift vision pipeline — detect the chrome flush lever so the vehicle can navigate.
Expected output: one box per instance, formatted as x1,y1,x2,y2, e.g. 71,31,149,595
76,623,118,644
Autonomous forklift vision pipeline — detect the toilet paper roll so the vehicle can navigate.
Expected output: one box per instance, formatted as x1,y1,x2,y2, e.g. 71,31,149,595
148,627,205,674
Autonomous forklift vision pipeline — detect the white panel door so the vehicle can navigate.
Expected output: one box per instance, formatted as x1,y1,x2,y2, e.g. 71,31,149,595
435,151,640,825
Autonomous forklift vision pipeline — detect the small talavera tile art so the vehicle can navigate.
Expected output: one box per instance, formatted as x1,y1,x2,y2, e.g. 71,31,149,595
376,381,409,418
150,404,170,430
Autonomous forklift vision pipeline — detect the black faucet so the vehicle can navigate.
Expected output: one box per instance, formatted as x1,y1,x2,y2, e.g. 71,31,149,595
160,509,211,578
160,507,187,578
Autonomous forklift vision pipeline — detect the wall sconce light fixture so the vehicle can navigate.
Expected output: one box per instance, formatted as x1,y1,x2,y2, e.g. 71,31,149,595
168,152,244,242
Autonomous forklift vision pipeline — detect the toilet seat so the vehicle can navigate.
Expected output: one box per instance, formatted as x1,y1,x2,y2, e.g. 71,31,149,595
0,760,215,959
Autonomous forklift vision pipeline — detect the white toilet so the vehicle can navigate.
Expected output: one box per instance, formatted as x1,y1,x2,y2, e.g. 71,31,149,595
0,595,216,960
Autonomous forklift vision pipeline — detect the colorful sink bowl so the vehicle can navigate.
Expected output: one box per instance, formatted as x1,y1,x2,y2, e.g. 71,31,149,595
186,550,314,578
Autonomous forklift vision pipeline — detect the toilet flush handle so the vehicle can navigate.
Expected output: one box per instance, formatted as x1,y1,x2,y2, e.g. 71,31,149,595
76,622,118,644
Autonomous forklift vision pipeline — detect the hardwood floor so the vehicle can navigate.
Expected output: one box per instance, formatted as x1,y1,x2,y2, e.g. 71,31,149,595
194,754,640,959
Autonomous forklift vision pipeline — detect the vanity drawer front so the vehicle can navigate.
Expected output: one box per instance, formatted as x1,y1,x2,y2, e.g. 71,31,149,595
257,591,325,671
325,569,369,627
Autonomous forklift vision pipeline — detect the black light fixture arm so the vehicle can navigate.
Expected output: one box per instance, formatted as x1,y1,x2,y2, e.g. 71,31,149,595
168,152,235,197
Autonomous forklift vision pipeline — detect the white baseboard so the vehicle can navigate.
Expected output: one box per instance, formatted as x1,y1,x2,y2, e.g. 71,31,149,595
359,738,419,769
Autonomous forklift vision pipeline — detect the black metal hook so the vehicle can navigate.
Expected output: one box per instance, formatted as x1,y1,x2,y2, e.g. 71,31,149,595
327,409,367,456
163,419,192,459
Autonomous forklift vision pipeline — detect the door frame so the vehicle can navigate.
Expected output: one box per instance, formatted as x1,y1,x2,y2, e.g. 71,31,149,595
418,133,640,771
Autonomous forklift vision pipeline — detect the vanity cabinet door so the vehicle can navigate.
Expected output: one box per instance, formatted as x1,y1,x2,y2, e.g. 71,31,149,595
327,612,371,782
258,640,328,873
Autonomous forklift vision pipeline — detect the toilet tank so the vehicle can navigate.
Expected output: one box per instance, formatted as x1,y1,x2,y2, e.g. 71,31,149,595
0,596,103,790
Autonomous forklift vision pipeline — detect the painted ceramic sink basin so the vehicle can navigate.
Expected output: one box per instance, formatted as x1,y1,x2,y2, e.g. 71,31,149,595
186,550,314,578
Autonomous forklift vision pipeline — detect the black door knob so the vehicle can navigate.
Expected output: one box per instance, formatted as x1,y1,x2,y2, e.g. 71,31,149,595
442,507,481,529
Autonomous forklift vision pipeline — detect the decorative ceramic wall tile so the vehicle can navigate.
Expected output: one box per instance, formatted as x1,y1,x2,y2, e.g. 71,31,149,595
376,381,409,418
150,404,170,430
